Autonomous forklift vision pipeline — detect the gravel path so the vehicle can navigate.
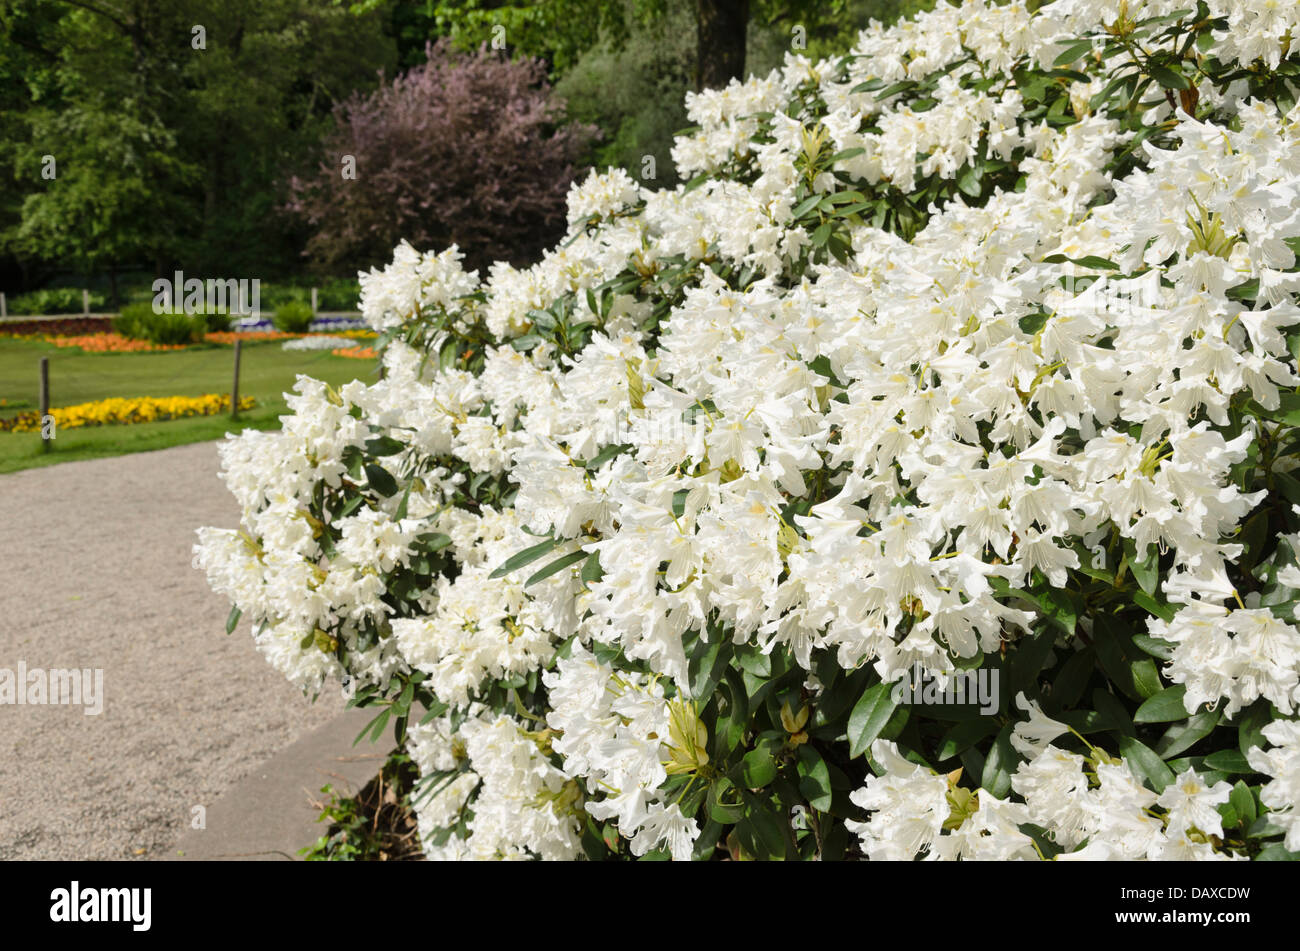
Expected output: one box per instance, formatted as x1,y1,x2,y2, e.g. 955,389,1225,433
0,441,339,860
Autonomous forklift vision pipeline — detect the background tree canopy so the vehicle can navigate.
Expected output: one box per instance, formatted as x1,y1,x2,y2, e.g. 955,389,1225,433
0,0,930,301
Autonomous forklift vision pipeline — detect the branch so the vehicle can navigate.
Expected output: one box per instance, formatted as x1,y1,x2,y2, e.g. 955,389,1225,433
52,0,132,36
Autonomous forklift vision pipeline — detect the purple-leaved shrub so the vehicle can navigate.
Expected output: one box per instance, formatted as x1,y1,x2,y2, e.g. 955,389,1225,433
289,40,596,273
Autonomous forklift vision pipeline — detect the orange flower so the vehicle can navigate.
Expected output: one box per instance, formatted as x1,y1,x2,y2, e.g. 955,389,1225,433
206,331,297,345
46,333,187,353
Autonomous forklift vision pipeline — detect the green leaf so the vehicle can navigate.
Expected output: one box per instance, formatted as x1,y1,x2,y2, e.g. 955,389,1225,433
1010,625,1057,697
1134,684,1189,723
394,480,413,521
1247,814,1287,839
714,668,749,761
354,707,390,746
1137,659,1166,703
414,531,452,553
1042,252,1120,271
1149,64,1190,90
826,233,852,265
796,746,833,811
936,719,998,761
488,536,562,579
1275,471,1300,508
1053,37,1095,66
1202,749,1252,773
363,435,405,456
810,666,867,731
335,490,366,520
847,682,899,758
580,550,604,587
875,80,915,99
826,147,866,163
1226,278,1261,302
1092,687,1137,737
1250,391,1300,427
687,632,732,702
1118,736,1175,792
579,442,631,470
1051,646,1095,711
225,605,242,635
1133,590,1176,622
735,794,788,859
1040,588,1080,637
1237,701,1273,755
1093,615,1161,701
1154,708,1220,759
741,738,780,789
707,777,744,824
1123,538,1160,597
1228,780,1256,828
525,550,589,587
836,200,873,218
1132,634,1175,661
363,463,398,497
1256,843,1300,861
981,725,1018,799
393,680,415,717
790,194,822,218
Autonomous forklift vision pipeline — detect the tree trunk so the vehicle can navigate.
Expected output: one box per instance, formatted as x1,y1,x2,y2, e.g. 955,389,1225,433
694,0,749,91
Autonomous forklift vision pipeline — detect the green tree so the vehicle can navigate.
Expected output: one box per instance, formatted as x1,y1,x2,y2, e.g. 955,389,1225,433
371,0,937,89
0,0,395,296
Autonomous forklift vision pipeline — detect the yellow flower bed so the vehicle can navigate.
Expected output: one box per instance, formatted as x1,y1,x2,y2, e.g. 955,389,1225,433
0,393,255,433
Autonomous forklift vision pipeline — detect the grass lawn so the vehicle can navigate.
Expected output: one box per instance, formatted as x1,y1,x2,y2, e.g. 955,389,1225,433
0,337,377,473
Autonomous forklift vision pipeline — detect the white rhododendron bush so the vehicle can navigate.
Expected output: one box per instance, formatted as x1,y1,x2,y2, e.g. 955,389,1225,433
197,0,1300,860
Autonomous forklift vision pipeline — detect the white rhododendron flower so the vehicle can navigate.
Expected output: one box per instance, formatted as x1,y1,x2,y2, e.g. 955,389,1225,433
197,1,1300,860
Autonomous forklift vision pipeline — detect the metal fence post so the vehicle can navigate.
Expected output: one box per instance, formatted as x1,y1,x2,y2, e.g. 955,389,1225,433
39,357,50,453
231,339,242,419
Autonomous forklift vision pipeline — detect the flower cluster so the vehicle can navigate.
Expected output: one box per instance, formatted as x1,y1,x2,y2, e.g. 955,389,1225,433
2,392,255,433
282,335,356,352
45,332,190,353
198,0,1300,860
331,345,378,360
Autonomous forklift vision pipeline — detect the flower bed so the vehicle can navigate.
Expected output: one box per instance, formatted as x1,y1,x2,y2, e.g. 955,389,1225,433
0,317,114,337
0,327,373,352
44,333,190,353
283,335,356,352
204,331,297,346
1,393,254,432
197,1,1300,862
232,315,369,333
330,345,378,360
